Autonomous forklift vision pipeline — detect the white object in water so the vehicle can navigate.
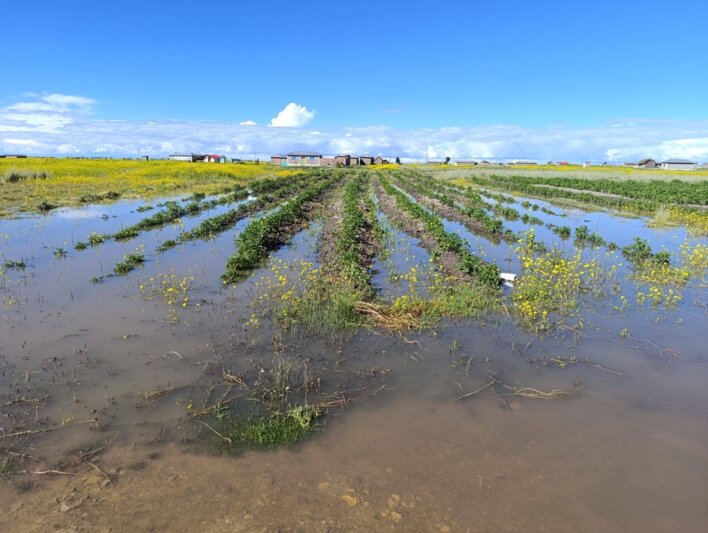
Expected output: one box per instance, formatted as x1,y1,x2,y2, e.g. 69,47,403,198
500,272,516,286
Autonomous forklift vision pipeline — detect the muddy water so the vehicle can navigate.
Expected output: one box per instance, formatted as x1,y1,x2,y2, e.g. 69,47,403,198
1,192,707,531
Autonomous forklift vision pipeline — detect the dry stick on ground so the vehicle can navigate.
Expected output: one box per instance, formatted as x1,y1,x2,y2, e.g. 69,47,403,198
143,386,179,400
457,377,497,401
0,418,97,440
29,469,76,476
498,382,580,399
8,451,44,462
195,420,232,445
81,456,113,483
223,371,248,388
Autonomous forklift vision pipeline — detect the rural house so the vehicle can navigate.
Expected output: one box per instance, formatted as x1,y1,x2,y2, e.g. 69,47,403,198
359,155,374,165
168,153,226,163
270,154,287,166
335,154,351,166
661,159,696,171
286,151,322,166
168,153,195,162
638,158,657,168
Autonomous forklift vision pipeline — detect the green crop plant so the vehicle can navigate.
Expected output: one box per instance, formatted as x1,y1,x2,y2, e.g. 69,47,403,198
379,175,501,287
222,174,341,283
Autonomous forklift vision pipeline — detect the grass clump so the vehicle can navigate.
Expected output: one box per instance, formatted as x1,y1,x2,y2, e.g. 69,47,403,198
0,457,18,480
511,229,612,332
574,225,605,247
114,251,145,275
87,232,108,246
2,168,51,183
550,225,571,239
629,241,707,286
219,406,318,453
3,259,26,270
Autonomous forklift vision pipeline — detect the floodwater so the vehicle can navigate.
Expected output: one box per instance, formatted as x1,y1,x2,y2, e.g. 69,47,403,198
1,188,707,532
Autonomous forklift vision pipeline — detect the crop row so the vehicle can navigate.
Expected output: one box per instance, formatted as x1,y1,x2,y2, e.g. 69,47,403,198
156,173,321,252
472,175,708,211
484,174,708,206
378,175,501,288
222,174,342,283
394,173,507,236
76,173,309,249
335,174,373,293
407,173,524,224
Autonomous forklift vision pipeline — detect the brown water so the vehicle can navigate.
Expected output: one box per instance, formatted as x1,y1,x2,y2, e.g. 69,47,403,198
1,194,707,531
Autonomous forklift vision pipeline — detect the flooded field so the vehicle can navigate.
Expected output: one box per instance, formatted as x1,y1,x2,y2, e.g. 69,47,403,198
1,167,706,531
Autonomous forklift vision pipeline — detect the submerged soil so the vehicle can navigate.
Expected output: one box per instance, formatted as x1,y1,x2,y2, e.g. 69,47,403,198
2,382,706,532
395,177,504,240
374,180,467,279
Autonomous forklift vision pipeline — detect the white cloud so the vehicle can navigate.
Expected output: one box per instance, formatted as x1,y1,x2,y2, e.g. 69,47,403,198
0,93,95,135
269,103,315,128
56,143,79,154
2,138,40,146
240,120,257,126
1,94,708,163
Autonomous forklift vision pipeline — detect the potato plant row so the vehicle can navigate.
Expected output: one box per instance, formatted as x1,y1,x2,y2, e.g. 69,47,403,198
156,172,322,252
335,174,373,294
222,173,342,283
483,174,708,206
76,172,309,249
395,173,508,237
379,175,501,288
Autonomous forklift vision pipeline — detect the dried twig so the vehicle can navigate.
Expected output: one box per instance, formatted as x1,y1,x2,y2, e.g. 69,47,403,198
195,420,232,444
0,418,97,440
457,378,497,401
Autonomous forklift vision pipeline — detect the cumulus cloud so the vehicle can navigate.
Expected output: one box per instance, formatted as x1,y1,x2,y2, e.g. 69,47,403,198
240,120,257,126
0,93,95,135
1,94,707,163
269,103,315,128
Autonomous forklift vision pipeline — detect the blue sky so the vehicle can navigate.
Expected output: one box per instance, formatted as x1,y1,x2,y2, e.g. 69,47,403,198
1,0,707,161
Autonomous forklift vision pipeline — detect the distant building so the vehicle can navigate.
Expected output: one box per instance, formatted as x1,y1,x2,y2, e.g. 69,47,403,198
661,159,696,171
270,154,287,166
359,155,374,165
582,161,592,168
320,157,337,166
557,161,570,166
637,158,657,168
286,151,322,166
168,153,195,162
514,160,537,165
0,154,28,158
454,160,478,165
334,154,351,166
374,156,387,165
